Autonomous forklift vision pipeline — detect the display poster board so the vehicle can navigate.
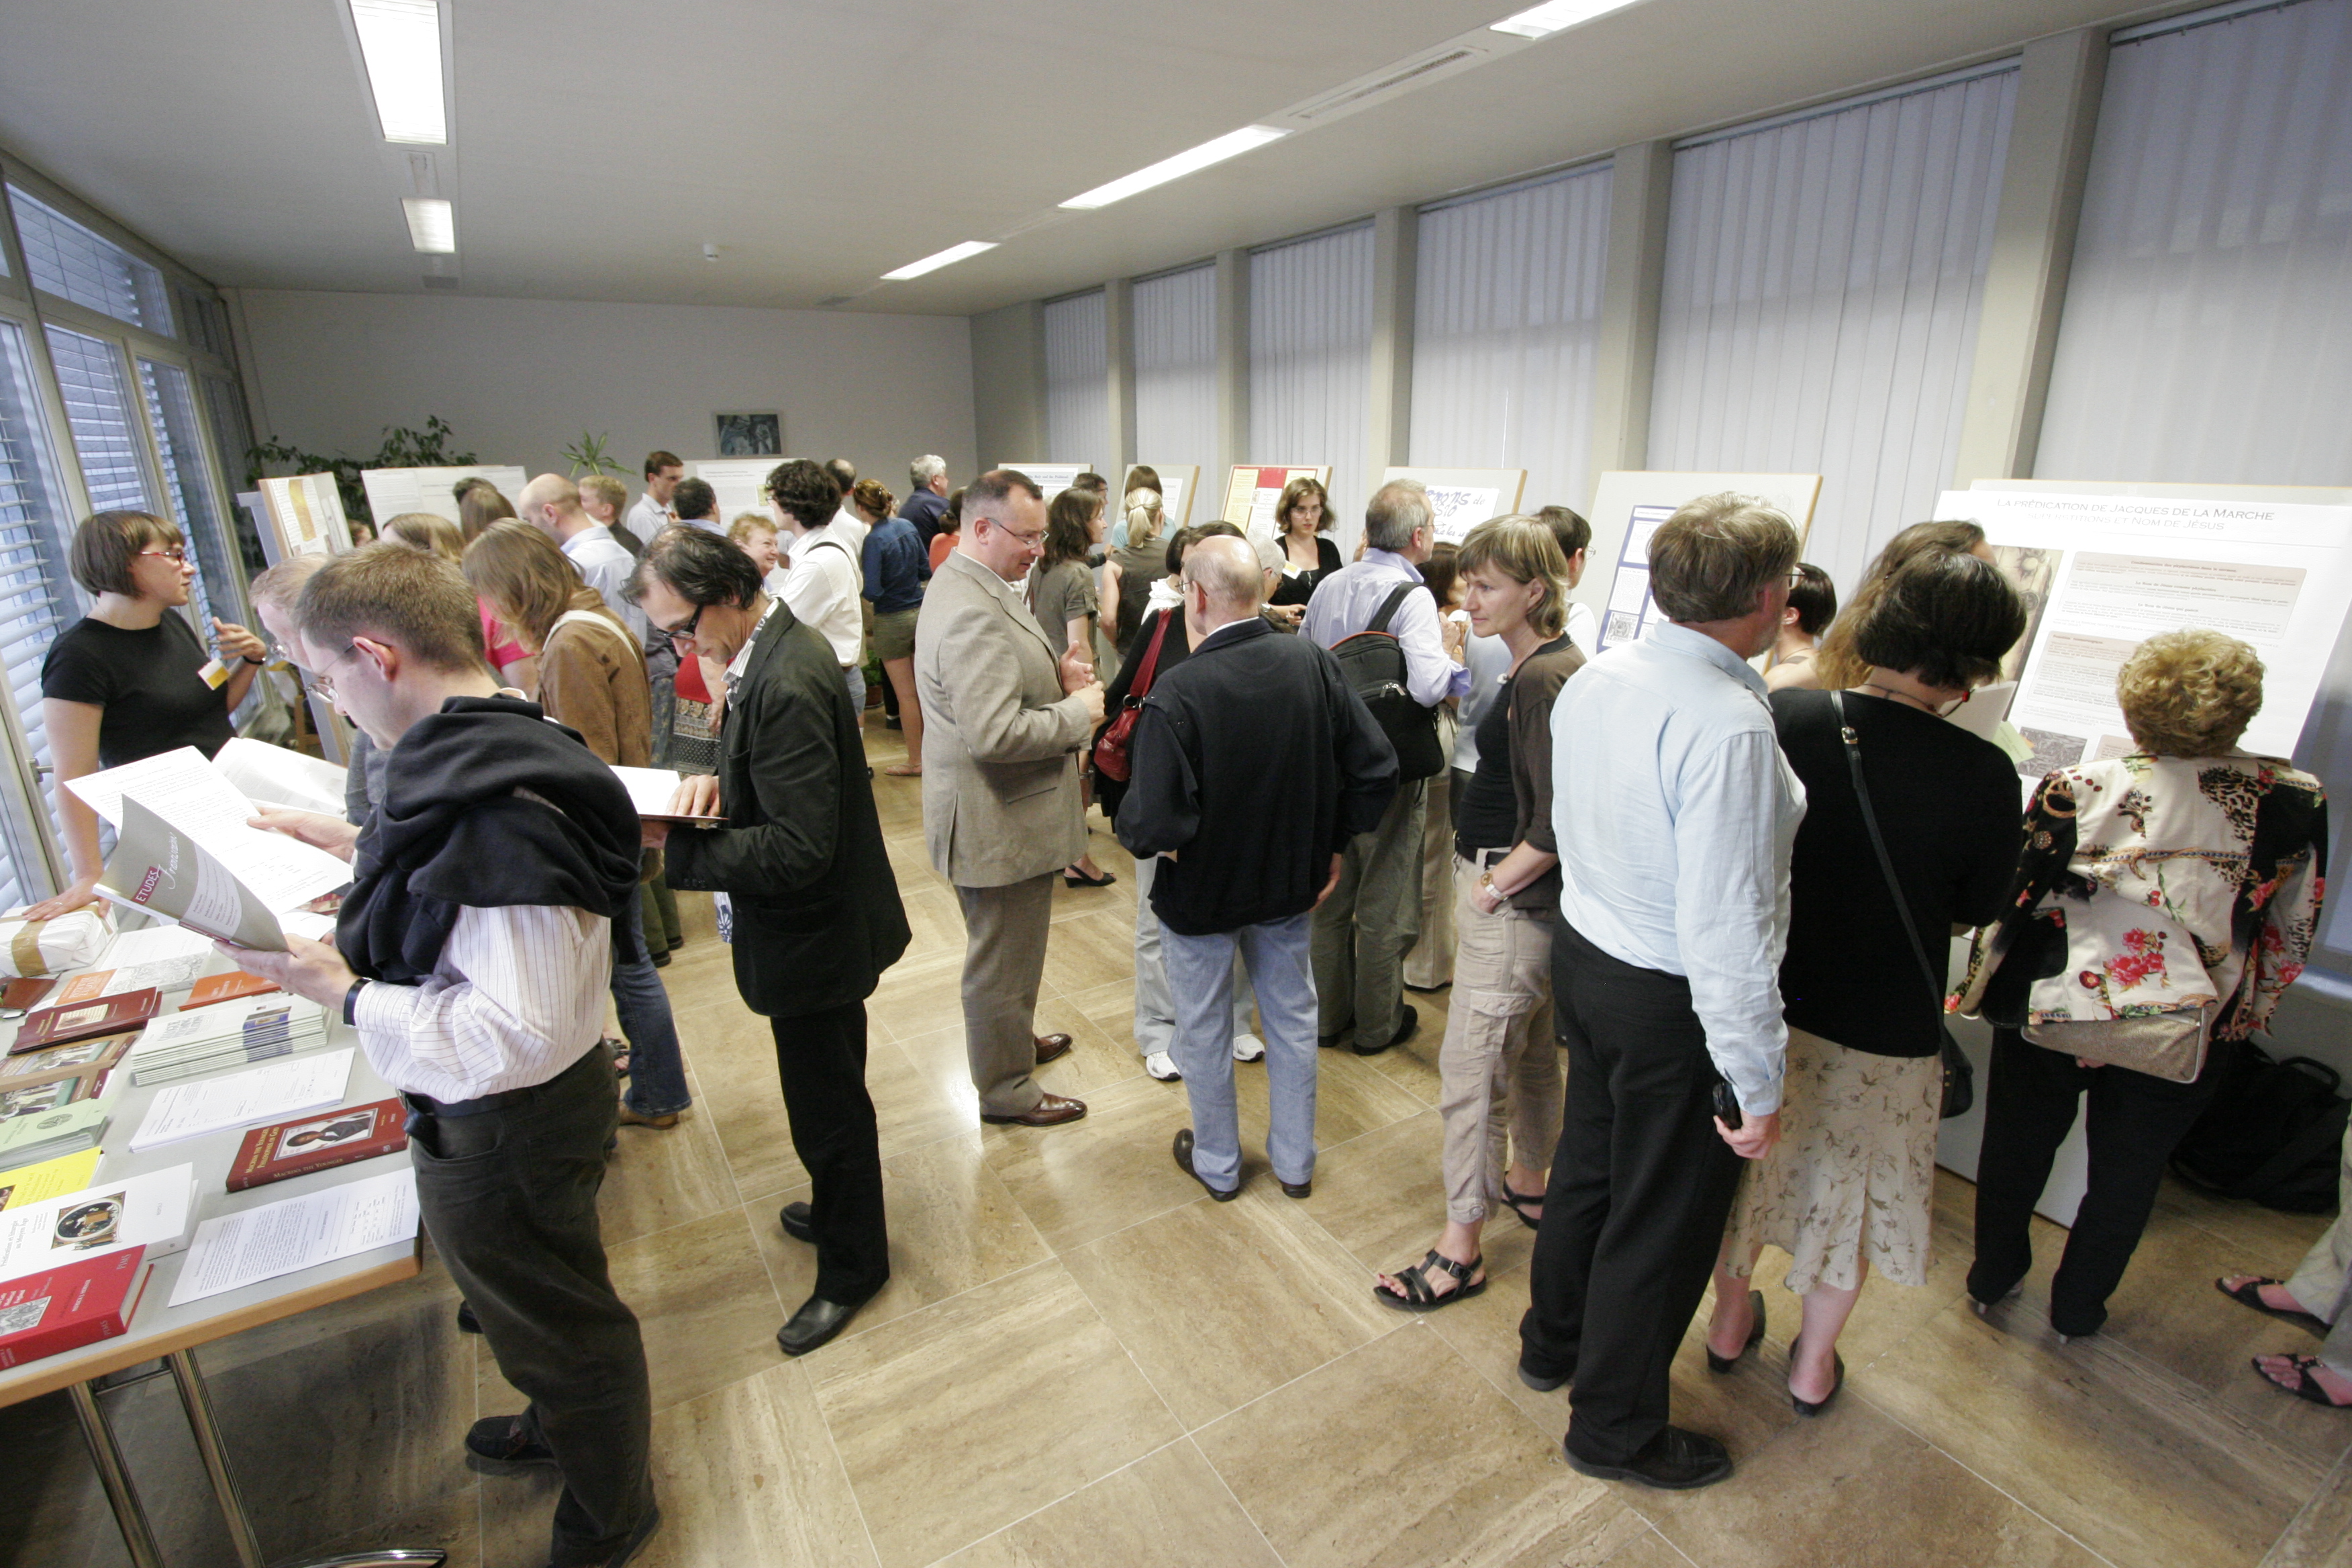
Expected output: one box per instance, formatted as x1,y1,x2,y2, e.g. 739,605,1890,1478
1220,465,1332,544
1379,467,1527,544
357,464,528,526
254,474,352,560
1122,464,1198,530
1002,462,1092,501
1577,472,1822,652
685,458,781,525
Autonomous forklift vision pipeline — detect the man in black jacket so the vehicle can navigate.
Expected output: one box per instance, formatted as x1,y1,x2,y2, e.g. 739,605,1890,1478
631,527,912,1356
1116,536,1398,1199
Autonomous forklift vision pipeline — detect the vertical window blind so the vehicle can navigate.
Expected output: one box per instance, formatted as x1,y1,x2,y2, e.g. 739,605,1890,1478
138,357,238,629
45,326,155,516
1410,164,1614,520
0,322,85,910
11,187,175,337
1647,65,2018,594
1132,265,1218,486
200,372,269,574
1042,290,1108,472
1251,225,1373,541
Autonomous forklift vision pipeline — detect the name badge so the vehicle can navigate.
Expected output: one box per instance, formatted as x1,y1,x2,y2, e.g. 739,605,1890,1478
197,657,231,690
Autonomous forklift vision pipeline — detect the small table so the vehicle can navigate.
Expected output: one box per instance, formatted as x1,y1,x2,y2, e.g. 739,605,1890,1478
0,1015,443,1568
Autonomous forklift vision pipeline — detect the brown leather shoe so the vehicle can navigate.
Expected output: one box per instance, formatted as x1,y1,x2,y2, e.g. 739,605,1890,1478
981,1092,1087,1126
1034,1032,1074,1065
616,1104,679,1130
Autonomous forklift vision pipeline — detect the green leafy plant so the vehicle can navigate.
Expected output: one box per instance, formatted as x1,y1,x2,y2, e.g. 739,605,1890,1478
246,415,478,523
562,430,626,479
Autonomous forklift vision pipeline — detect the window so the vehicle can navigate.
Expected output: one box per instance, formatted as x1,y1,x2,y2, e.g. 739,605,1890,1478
1251,225,1374,538
1412,165,1614,518
1133,265,1218,479
1043,291,1108,470
199,372,269,574
11,187,174,337
0,322,85,908
139,358,241,630
44,326,154,515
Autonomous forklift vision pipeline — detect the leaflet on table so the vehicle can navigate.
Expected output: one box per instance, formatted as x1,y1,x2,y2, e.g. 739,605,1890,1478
128,1048,353,1153
0,1149,101,1210
1935,489,2352,781
0,1163,196,1276
169,1167,420,1307
213,737,348,819
611,765,723,823
65,747,349,914
54,924,217,1003
97,799,287,951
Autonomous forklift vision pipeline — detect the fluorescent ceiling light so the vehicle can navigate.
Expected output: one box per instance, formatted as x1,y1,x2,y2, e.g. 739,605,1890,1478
1059,126,1289,211
402,197,456,253
1490,0,1640,40
352,0,446,144
881,240,997,281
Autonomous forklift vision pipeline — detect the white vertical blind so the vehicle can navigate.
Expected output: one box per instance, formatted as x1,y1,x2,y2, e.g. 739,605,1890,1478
1251,224,1374,540
138,357,238,628
1411,165,1614,518
1042,290,1108,471
1132,265,1218,481
0,322,85,908
1647,65,2018,593
2036,0,2352,487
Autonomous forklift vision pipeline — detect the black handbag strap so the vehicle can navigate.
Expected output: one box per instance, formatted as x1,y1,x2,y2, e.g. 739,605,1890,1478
1831,691,1945,1013
1367,583,1420,636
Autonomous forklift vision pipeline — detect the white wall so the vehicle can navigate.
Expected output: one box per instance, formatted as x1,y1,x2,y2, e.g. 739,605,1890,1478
231,289,977,507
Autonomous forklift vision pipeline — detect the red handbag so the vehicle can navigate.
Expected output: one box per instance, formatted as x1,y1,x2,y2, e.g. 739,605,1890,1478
1091,611,1173,783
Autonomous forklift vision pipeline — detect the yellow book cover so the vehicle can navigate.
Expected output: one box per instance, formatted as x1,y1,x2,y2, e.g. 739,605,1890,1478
0,1148,104,1211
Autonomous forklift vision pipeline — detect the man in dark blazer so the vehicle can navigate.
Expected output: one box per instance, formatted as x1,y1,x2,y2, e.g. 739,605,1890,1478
631,525,911,1356
1116,536,1398,1199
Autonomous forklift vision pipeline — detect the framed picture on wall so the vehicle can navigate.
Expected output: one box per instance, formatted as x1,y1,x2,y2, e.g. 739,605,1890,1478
714,411,783,457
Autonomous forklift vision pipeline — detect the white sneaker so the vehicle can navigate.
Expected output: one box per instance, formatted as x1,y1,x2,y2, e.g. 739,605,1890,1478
1144,1050,1183,1081
1231,1032,1266,1063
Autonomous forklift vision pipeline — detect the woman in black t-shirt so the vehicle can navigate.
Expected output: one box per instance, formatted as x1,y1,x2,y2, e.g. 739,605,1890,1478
1265,476,1341,626
29,509,266,917
1702,547,2024,1416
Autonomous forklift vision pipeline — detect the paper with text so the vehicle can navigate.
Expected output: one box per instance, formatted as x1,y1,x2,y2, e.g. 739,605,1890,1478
169,1167,419,1306
129,1048,352,1153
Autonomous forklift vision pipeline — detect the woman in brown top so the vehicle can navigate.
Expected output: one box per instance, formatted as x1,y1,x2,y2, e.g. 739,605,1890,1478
462,520,689,1126
1375,516,1585,1310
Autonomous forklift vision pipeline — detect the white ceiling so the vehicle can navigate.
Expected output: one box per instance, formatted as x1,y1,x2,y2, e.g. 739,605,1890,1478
0,0,2175,318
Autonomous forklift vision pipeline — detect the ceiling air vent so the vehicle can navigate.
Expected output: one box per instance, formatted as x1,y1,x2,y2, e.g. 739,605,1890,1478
815,295,855,309
422,275,458,289
1289,46,1483,122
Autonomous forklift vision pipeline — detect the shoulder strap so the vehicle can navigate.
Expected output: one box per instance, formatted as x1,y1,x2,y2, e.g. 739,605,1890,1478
1367,582,1420,637
1832,691,1945,1010
1127,611,1173,700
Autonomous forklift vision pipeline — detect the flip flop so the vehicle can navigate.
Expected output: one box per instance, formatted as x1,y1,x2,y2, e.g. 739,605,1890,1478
2252,1355,2352,1408
2216,1275,2324,1328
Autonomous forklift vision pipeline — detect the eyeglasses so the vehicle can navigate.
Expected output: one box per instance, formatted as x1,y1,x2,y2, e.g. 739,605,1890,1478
1785,569,1809,588
658,605,705,646
995,522,1047,550
137,547,189,565
300,643,362,699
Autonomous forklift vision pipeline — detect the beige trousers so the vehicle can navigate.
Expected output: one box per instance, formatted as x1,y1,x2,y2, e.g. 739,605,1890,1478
956,873,1056,1116
1436,855,1561,1224
1401,767,1459,990
2286,1116,2352,1374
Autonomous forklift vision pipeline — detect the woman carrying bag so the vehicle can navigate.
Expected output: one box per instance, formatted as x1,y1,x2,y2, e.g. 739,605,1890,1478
1958,630,2326,1342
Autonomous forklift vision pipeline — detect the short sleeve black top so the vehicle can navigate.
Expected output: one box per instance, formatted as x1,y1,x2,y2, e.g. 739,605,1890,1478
40,612,234,769
1454,652,1534,854
1267,537,1342,607
1772,688,2022,1056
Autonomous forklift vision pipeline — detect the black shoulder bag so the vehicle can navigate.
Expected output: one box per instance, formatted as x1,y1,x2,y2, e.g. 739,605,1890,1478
1831,691,1974,1118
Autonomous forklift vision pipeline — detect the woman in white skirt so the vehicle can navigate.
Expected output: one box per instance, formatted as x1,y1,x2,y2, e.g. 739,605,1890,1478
1702,545,2026,1411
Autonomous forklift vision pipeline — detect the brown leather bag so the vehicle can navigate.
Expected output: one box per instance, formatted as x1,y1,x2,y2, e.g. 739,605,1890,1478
1091,611,1173,784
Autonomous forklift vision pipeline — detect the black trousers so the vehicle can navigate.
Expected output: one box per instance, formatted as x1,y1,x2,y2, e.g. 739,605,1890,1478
409,1047,654,1567
1520,921,1744,1465
1969,1027,2228,1336
772,999,891,1302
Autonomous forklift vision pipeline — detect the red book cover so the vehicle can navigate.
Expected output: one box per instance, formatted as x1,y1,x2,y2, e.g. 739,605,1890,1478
224,1099,408,1192
180,971,283,1011
0,1247,151,1368
1,978,56,1016
12,990,161,1055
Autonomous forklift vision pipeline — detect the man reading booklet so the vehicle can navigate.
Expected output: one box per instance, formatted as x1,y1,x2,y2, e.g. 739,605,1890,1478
215,544,661,1568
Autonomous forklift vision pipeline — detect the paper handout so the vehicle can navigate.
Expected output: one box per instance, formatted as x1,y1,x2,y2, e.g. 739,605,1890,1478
213,738,348,819
611,765,723,824
68,747,349,914
128,1048,352,1153
169,1167,419,1306
99,798,287,950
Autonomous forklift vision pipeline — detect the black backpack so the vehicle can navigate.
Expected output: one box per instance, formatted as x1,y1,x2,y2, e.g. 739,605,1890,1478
2170,1043,2348,1214
1329,584,1444,781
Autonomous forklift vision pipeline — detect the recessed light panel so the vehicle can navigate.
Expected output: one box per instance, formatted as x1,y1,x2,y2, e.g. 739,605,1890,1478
352,0,446,144
1059,126,1289,211
401,197,455,253
881,241,997,281
1490,0,1640,40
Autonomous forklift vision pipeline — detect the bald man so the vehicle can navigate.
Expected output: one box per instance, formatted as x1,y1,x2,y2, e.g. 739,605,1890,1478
520,473,644,641
1116,536,1398,1199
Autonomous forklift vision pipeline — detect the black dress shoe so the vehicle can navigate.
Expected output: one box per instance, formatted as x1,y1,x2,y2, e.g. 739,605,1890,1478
456,1300,482,1334
1355,1005,1417,1056
1517,1359,1571,1393
1564,1426,1732,1489
465,1414,558,1473
1280,1178,1312,1199
1789,1338,1845,1417
776,1289,877,1356
1706,1289,1765,1373
778,1202,813,1244
1173,1129,1240,1201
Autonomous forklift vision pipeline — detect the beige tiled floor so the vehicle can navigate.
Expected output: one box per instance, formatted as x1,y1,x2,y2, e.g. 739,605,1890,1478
5,716,2349,1568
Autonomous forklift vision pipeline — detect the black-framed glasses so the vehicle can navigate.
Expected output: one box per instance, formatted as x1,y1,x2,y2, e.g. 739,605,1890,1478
659,605,705,646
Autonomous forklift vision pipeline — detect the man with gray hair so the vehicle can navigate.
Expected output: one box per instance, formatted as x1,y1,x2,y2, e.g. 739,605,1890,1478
1298,479,1469,1056
519,473,644,642
1517,491,1803,1491
901,454,952,546
1118,536,1398,1198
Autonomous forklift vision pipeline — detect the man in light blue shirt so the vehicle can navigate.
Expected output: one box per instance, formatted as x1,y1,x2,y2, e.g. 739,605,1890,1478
1519,493,1806,1493
1300,481,1469,1055
518,474,646,645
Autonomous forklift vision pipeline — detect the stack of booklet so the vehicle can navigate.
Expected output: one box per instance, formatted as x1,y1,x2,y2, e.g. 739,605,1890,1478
128,995,329,1086
0,1103,110,1168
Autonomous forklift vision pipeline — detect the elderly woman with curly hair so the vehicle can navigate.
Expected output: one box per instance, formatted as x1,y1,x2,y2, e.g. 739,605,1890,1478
1959,630,2326,1343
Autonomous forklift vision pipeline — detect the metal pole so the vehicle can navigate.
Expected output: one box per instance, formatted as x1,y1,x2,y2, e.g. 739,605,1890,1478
166,1347,268,1568
66,1378,166,1568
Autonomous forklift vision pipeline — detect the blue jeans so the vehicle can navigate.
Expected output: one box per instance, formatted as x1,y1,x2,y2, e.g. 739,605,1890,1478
1163,912,1319,1191
616,897,691,1116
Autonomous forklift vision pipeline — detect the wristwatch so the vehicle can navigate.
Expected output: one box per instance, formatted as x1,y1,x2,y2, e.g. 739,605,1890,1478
343,979,367,1026
240,652,266,666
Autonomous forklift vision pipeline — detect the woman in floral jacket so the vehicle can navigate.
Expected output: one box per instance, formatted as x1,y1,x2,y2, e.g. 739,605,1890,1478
1959,630,2326,1340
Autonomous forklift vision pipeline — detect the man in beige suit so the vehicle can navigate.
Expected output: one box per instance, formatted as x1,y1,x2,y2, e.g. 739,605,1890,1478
916,470,1106,1126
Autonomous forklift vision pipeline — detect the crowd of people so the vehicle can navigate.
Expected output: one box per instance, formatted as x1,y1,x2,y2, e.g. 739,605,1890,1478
23,451,2341,1563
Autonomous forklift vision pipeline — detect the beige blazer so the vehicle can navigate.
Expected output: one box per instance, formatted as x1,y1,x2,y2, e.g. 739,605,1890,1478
914,549,1091,887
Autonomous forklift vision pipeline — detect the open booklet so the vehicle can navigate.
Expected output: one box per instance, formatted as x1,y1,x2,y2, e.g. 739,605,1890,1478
99,798,290,950
611,765,724,825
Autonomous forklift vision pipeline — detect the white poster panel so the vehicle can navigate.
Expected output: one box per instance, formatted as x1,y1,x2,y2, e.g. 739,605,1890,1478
1003,462,1091,500
255,474,352,559
358,464,529,526
1380,467,1527,545
1122,464,1198,530
685,458,781,524
1220,465,1333,548
1578,473,1822,652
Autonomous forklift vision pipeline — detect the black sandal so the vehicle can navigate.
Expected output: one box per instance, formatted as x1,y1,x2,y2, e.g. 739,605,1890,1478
2253,1355,2352,1408
2217,1276,2324,1328
1373,1250,1485,1312
1500,1185,1543,1230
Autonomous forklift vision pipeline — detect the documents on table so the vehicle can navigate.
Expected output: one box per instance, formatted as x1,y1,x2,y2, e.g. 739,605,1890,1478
67,748,350,915
170,1167,420,1306
128,1048,353,1153
0,1163,197,1276
54,924,217,1003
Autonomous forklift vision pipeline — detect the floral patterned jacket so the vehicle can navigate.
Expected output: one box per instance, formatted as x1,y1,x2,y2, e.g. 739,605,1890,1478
1955,752,2326,1040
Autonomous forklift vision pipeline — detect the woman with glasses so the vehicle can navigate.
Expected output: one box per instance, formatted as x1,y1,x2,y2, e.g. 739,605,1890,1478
28,509,268,917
